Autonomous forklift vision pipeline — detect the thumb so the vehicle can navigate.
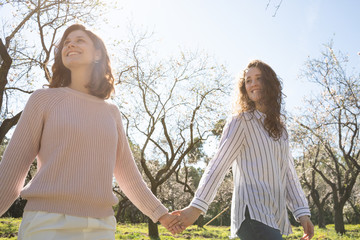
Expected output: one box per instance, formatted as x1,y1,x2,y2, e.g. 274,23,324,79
171,210,182,216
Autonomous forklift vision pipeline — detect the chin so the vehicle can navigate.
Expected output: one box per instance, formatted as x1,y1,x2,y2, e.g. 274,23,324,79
250,97,261,103
63,61,82,69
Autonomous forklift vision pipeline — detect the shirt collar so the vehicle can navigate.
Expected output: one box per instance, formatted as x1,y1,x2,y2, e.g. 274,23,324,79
253,110,265,120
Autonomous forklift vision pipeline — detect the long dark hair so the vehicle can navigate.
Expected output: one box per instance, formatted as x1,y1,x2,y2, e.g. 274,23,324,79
50,24,114,99
234,60,286,140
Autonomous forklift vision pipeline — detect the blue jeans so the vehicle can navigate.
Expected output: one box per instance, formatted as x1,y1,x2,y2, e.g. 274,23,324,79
237,207,283,240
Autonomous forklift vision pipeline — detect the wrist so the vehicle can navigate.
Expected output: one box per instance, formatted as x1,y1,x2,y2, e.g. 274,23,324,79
189,206,203,215
299,215,310,221
158,213,168,223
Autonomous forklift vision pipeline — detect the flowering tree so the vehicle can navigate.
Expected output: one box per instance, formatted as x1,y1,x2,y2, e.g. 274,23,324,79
293,42,360,233
290,133,332,228
0,0,104,143
114,31,230,238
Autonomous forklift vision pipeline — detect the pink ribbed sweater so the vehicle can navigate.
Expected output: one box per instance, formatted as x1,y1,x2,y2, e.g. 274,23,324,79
0,87,167,222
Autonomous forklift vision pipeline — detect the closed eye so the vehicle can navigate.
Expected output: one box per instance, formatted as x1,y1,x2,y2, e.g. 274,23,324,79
63,37,85,46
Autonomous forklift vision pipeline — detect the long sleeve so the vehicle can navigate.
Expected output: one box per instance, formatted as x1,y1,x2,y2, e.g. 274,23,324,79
0,90,46,216
285,149,311,221
190,116,245,213
112,108,167,223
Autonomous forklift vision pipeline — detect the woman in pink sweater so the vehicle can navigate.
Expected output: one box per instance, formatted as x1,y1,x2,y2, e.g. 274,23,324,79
0,24,180,239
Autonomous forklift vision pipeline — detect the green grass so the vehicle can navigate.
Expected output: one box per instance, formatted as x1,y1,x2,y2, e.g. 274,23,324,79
283,224,360,240
116,224,232,239
1,218,359,239
0,218,21,240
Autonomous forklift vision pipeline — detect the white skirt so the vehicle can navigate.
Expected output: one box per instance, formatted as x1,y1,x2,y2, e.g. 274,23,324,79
18,211,116,240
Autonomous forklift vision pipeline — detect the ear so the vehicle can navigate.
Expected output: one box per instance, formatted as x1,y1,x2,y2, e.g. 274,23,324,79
94,49,102,61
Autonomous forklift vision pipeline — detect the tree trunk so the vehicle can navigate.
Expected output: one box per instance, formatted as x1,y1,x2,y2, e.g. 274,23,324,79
0,39,12,111
334,204,345,234
148,185,160,239
318,206,326,228
0,112,21,144
115,205,122,222
148,217,159,240
115,199,130,222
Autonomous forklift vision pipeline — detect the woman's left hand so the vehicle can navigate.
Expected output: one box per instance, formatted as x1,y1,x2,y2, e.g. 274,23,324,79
299,215,314,240
158,213,184,235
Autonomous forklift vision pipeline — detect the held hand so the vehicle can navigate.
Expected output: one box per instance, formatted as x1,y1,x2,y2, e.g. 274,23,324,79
158,213,184,235
169,206,203,231
299,215,314,240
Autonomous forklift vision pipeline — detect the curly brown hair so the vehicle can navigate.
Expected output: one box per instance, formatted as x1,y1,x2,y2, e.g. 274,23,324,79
233,60,286,140
49,24,114,99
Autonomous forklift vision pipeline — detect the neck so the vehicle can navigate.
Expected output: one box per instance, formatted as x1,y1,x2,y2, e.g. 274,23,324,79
255,103,266,113
69,66,93,94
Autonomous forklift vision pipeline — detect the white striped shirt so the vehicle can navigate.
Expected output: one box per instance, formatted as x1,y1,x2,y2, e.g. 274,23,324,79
190,110,310,238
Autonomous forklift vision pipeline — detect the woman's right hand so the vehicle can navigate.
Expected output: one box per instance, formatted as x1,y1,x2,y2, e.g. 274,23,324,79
299,215,314,240
169,206,203,232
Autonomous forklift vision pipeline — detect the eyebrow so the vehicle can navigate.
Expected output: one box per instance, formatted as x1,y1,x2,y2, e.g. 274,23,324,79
64,36,86,41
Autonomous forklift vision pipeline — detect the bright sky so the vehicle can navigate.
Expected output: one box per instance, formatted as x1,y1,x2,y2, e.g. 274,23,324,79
1,0,359,116
1,0,358,159
99,0,360,115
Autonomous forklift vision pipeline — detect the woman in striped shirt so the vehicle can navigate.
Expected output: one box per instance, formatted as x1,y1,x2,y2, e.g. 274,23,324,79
171,60,314,240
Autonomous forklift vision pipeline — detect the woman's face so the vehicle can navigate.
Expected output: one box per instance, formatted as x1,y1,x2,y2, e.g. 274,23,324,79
245,67,263,105
61,30,101,70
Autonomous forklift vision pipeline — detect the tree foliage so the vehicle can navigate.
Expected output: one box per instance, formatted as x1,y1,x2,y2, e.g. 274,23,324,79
0,0,104,143
113,30,230,237
292,42,360,233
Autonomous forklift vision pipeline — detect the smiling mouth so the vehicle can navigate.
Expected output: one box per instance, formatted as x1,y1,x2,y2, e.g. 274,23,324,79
251,89,261,93
67,52,80,56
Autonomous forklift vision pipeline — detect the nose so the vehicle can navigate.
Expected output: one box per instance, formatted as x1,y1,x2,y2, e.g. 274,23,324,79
65,41,76,49
252,78,260,87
